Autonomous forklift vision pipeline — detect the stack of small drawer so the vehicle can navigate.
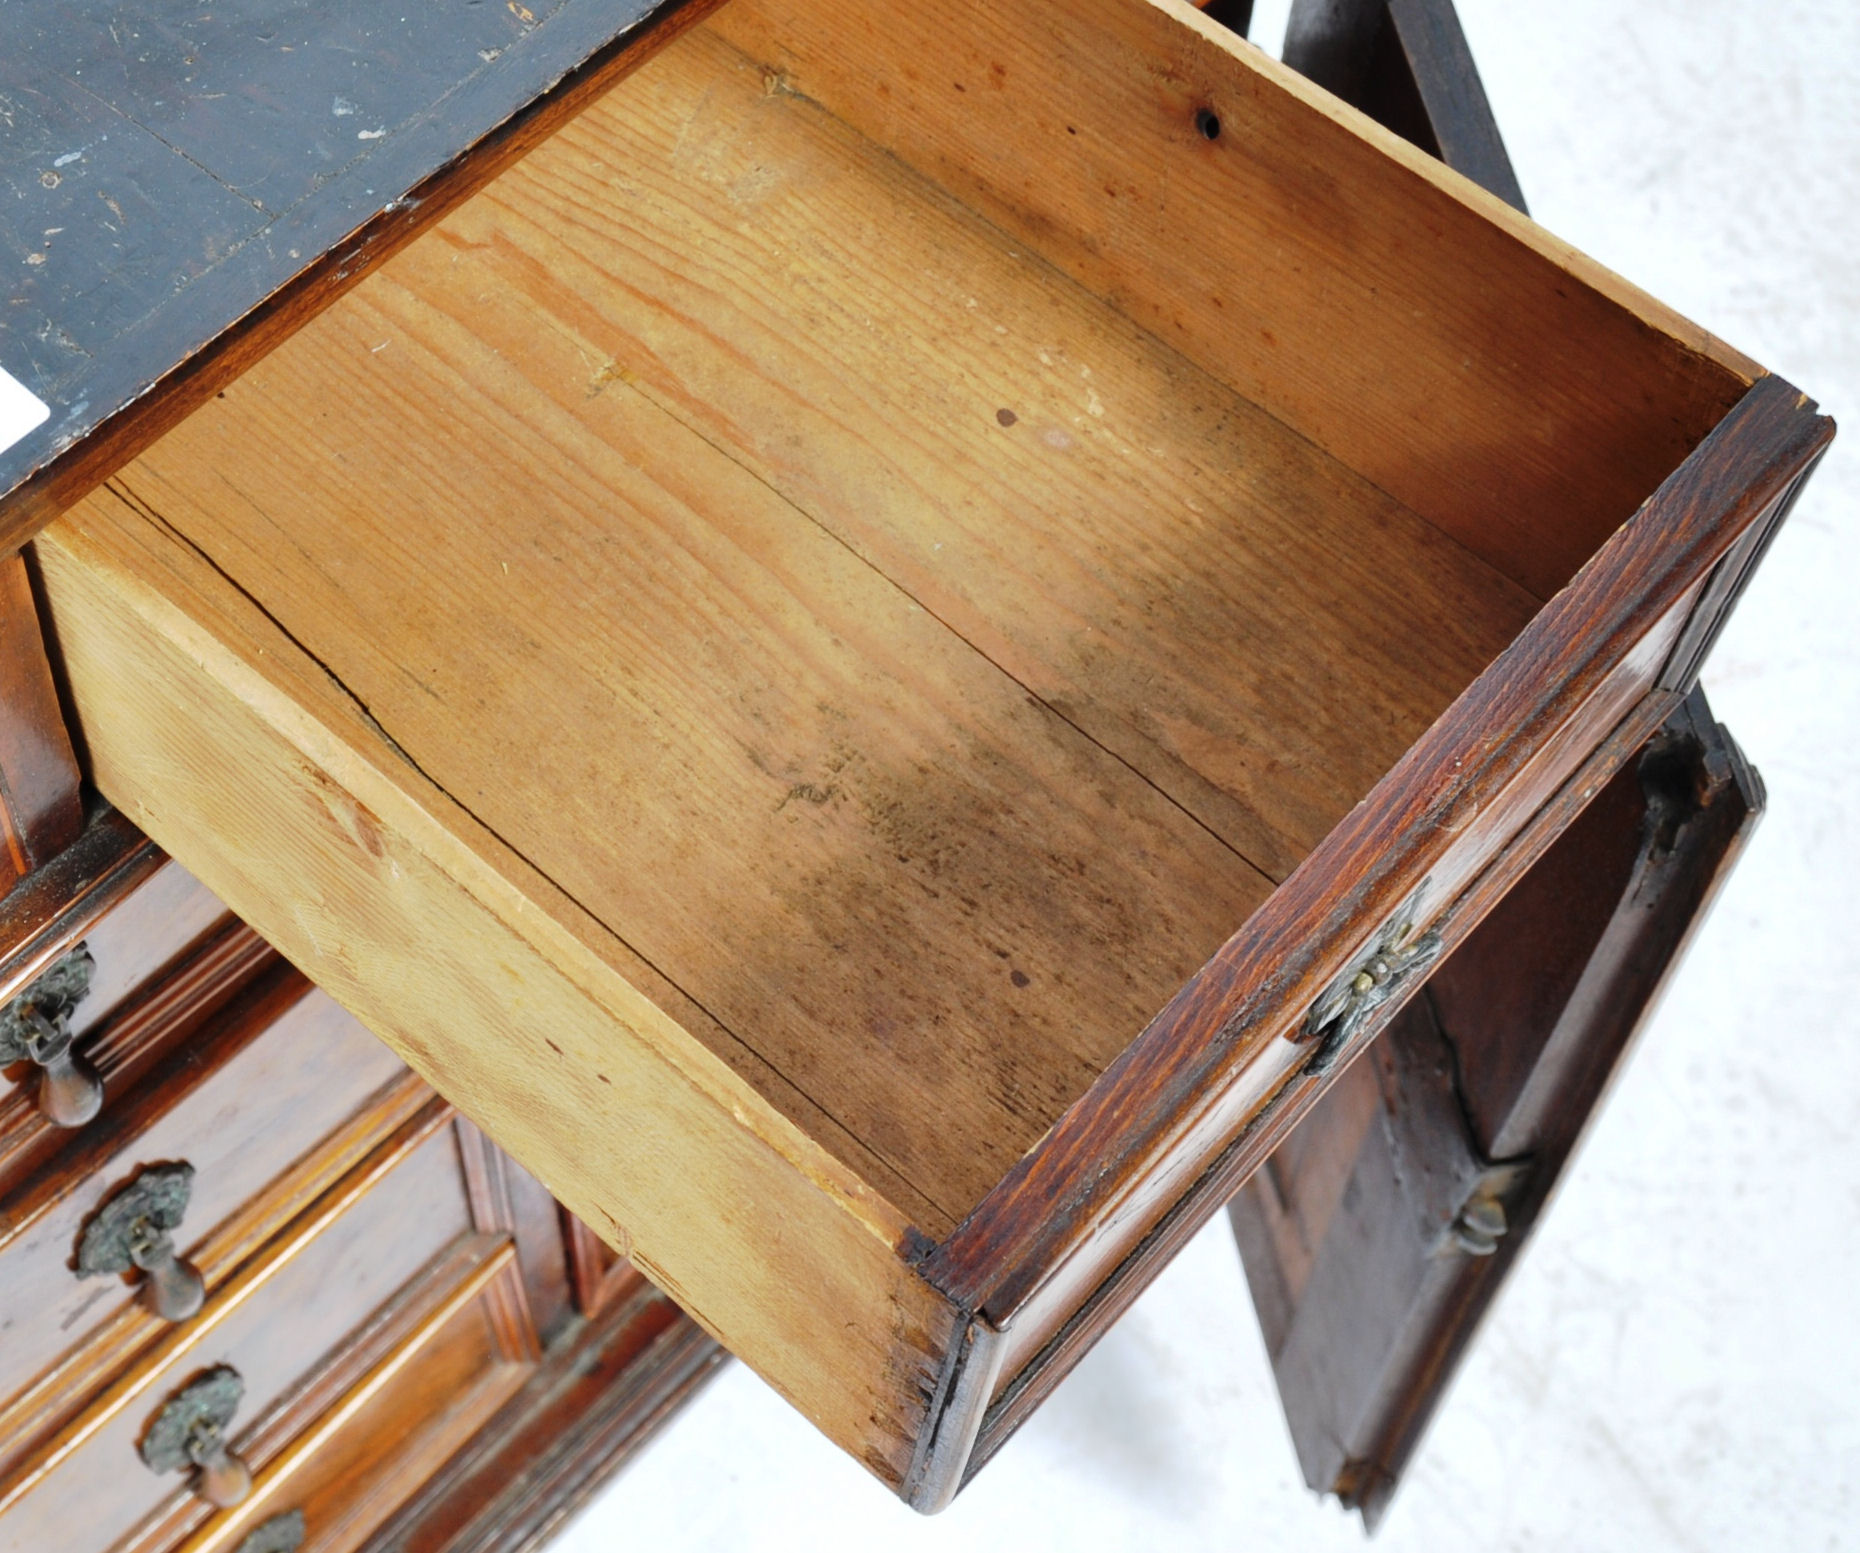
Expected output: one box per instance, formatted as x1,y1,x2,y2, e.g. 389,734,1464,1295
0,808,669,1553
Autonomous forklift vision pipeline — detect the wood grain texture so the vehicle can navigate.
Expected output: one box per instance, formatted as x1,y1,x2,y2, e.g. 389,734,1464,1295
495,1153,580,1349
0,962,405,1441
67,17,1537,1233
119,1229,518,1553
95,334,1269,1221
0,1070,434,1486
562,1211,647,1320
169,1242,536,1553
29,24,1562,1473
454,1117,579,1347
33,496,963,1489
1284,0,1527,215
0,808,165,1003
0,918,266,1206
0,807,198,1166
436,27,1537,883
19,0,1833,1505
707,0,1755,599
923,599,1678,1404
953,645,1694,1490
922,374,1825,1308
0,553,82,883
6,857,231,1049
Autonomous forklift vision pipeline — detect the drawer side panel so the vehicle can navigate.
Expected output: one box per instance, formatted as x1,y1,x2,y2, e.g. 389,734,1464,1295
33,504,958,1494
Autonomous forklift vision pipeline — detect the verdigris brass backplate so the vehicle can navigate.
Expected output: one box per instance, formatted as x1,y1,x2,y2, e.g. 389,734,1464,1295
1303,890,1444,1075
77,1162,195,1277
236,1510,306,1553
0,946,95,1064
141,1365,243,1475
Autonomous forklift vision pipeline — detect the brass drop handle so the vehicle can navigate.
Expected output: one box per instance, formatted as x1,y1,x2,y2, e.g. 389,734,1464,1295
78,1162,206,1323
190,1419,254,1509
0,947,102,1127
129,1213,208,1322
141,1366,252,1508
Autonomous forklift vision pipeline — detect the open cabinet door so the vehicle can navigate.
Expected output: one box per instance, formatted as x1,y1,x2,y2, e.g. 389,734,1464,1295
1228,3,1658,1523
1230,689,1765,1525
1281,0,1528,212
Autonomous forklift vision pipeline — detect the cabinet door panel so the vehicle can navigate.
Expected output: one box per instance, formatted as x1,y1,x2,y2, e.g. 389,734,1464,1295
1231,690,1763,1525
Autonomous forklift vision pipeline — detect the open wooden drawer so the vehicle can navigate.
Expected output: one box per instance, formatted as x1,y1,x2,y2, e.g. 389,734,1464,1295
23,0,1831,1510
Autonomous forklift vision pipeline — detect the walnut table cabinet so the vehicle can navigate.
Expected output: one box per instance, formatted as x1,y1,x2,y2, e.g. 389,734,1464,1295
0,0,1831,1540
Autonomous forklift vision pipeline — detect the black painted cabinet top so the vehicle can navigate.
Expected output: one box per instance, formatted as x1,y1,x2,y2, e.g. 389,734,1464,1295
0,0,666,508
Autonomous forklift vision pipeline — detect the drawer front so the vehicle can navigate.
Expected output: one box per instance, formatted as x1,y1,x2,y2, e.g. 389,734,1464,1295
0,968,410,1451
0,833,236,1165
169,1241,536,1553
56,862,233,1050
966,580,1703,1399
0,1110,479,1553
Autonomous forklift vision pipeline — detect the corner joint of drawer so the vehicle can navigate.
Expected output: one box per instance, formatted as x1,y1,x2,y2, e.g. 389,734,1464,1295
898,1302,1006,1516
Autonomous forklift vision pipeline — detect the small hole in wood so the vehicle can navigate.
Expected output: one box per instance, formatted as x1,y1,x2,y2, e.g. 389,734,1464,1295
1196,107,1221,141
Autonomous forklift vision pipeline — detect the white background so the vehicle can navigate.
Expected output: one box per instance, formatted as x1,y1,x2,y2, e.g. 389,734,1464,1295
554,2,1860,1546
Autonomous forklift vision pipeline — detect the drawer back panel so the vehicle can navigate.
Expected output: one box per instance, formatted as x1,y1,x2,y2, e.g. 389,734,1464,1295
709,0,1753,599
